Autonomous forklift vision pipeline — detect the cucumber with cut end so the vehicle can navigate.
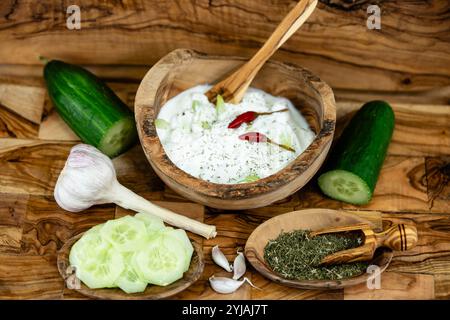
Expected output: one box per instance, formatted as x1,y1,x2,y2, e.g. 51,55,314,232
44,60,137,158
318,101,395,205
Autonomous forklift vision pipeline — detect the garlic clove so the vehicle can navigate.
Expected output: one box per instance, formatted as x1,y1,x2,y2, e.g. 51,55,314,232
212,245,232,272
209,276,259,294
232,251,246,280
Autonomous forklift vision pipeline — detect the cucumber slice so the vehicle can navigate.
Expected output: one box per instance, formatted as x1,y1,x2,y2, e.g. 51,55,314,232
101,216,147,252
216,95,226,117
318,101,395,205
192,100,200,112
78,248,124,289
133,235,186,286
155,118,170,130
318,170,372,205
69,225,110,268
164,228,194,272
115,253,147,294
239,173,260,183
134,213,165,233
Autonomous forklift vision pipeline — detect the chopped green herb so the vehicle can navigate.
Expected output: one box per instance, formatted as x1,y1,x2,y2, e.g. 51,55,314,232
192,100,200,112
155,118,170,129
201,121,211,129
264,230,367,280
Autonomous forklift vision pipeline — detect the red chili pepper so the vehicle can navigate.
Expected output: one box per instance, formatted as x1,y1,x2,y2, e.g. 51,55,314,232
228,109,288,129
228,111,258,129
239,131,295,153
238,132,268,143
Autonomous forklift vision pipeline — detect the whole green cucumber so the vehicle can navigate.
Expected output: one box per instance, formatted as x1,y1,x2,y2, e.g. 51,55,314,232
318,100,395,205
44,60,137,157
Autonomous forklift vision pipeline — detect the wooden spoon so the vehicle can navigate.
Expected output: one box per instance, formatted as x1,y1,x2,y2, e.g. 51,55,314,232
205,0,318,104
310,223,419,265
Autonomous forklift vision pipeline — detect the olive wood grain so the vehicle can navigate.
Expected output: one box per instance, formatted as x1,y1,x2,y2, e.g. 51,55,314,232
311,224,418,265
57,232,204,300
244,209,393,290
135,48,336,210
205,0,317,104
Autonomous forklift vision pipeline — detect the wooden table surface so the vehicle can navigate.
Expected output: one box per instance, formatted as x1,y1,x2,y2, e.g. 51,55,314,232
0,63,448,300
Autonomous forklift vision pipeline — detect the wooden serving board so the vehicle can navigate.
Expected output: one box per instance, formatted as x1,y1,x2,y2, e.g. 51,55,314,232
0,67,449,300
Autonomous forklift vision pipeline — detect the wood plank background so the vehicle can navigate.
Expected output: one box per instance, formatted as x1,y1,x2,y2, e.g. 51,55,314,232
0,0,449,93
0,0,449,300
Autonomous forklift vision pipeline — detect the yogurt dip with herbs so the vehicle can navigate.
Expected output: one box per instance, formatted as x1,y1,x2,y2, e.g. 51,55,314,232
155,85,315,184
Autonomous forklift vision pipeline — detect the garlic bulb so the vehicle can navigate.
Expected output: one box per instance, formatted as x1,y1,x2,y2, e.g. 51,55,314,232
233,251,246,280
212,245,233,272
55,144,116,211
54,144,217,239
209,276,258,294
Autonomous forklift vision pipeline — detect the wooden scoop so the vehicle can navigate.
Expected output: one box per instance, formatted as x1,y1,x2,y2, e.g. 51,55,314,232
205,0,318,104
310,223,418,265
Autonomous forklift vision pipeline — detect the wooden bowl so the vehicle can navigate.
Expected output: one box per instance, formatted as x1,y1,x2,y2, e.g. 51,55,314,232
135,49,336,209
57,232,204,300
245,209,393,289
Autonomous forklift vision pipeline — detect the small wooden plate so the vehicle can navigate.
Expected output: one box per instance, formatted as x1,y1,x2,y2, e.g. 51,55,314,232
244,209,393,289
57,232,204,300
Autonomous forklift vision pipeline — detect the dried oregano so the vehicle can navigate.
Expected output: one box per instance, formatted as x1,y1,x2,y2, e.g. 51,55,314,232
264,230,368,281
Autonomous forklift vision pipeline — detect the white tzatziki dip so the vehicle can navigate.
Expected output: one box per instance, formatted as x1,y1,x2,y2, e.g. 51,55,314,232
155,85,315,184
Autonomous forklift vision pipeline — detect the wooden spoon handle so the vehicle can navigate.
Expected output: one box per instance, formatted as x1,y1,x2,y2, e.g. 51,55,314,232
375,224,418,251
206,0,317,104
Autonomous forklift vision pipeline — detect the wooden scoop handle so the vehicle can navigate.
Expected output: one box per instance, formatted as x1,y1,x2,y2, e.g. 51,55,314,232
375,224,418,251
205,0,318,104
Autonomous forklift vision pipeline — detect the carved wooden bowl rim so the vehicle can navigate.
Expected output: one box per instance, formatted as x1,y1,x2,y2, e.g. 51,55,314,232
244,209,394,290
135,48,336,201
57,232,205,300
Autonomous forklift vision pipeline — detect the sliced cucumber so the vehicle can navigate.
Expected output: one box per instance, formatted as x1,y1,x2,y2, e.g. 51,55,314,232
318,170,372,205
115,253,147,294
192,100,200,112
165,228,194,272
134,213,165,233
155,118,170,130
239,173,260,183
101,216,147,252
69,225,110,268
216,95,226,117
78,248,124,289
69,215,194,292
133,235,186,286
